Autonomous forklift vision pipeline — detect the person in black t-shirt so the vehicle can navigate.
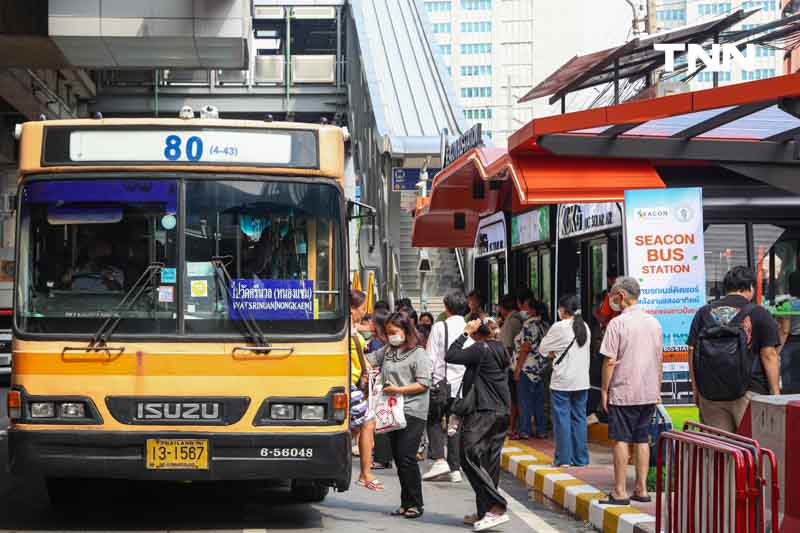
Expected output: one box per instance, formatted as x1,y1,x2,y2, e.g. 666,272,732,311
446,319,511,531
687,266,781,433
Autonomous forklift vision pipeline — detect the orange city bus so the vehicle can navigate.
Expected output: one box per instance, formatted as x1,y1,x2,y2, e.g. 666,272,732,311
7,115,356,503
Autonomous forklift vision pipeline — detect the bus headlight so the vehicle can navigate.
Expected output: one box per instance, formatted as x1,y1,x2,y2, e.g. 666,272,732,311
59,402,86,418
270,404,296,420
30,402,55,418
301,405,325,421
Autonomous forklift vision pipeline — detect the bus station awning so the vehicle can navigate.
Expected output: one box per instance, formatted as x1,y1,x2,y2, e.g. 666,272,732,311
511,73,800,194
411,147,663,248
413,72,800,249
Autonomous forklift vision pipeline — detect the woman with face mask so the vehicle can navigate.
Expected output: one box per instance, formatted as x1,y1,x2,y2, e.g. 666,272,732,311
367,311,432,519
511,290,551,440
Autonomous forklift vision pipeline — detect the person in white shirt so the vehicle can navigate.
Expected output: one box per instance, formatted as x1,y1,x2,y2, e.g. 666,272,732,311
422,289,471,483
538,294,591,467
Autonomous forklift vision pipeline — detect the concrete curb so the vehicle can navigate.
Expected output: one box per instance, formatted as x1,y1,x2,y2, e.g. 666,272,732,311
501,443,656,533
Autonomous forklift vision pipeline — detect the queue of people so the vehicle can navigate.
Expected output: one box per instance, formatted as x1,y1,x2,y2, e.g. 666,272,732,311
349,263,785,523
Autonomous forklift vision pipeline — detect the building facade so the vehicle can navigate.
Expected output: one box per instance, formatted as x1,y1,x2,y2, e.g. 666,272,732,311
422,0,631,146
655,0,785,89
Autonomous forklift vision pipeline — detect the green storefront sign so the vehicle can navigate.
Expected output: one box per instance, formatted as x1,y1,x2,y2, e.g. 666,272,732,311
511,207,550,247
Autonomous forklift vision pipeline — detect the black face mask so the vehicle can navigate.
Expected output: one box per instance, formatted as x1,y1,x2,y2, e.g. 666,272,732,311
418,324,432,338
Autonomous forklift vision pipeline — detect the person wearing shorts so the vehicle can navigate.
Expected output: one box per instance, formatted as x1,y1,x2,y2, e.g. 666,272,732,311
599,277,662,506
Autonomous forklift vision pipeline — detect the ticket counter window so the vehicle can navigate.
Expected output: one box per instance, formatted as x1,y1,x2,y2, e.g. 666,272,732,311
704,224,747,301
753,224,800,308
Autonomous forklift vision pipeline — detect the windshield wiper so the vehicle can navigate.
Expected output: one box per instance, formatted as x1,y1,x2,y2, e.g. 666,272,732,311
211,256,269,347
88,262,164,348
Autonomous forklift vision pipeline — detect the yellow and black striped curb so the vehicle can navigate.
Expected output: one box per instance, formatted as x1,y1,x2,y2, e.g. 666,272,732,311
501,443,656,533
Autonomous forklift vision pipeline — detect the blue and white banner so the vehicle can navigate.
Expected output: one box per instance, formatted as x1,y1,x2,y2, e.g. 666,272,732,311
624,188,706,356
229,279,314,320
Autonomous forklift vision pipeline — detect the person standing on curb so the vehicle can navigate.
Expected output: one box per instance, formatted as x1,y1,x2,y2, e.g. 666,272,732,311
422,289,469,483
512,290,549,440
688,266,781,432
599,277,662,506
538,294,591,468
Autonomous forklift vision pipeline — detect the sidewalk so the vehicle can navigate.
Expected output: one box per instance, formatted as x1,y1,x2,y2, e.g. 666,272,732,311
501,436,657,533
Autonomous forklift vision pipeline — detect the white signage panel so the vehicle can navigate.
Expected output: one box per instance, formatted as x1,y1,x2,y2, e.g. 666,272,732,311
69,130,293,165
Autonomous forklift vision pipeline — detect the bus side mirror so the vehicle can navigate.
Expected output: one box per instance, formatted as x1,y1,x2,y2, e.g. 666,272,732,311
347,200,376,253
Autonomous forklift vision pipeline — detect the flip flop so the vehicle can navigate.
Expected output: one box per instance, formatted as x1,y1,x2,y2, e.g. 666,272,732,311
356,479,385,491
390,507,407,516
404,507,424,519
598,494,630,506
631,494,652,503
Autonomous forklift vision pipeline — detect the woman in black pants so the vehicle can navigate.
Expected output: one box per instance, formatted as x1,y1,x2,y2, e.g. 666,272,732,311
446,319,511,532
368,311,431,519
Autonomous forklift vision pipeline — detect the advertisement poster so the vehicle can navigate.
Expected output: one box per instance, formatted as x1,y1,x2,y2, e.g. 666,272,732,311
511,207,550,247
624,188,706,364
229,279,314,320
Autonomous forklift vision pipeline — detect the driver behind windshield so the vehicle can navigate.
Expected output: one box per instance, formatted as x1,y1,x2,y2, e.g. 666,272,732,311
62,238,125,291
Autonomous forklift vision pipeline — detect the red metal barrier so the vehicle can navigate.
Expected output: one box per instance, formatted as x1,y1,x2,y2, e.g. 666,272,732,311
656,422,781,533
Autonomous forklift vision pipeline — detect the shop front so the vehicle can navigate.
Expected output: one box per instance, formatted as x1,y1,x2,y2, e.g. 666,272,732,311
473,212,508,314
508,207,553,313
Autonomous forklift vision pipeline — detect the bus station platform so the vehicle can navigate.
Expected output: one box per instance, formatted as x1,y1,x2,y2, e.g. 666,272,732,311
501,438,657,533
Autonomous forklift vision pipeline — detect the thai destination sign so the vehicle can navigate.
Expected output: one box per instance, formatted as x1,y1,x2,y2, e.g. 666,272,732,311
229,279,314,320
624,187,706,358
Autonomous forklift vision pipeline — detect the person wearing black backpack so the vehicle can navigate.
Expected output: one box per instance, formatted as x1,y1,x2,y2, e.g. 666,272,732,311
688,266,781,433
446,318,511,531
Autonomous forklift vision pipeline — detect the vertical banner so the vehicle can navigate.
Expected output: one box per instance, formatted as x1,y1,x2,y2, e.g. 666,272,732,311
625,188,706,402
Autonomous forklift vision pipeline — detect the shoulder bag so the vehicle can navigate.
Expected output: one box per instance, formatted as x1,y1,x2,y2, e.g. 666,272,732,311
428,322,451,422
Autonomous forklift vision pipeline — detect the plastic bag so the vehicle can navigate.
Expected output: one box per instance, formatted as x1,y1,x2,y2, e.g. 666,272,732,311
372,373,407,434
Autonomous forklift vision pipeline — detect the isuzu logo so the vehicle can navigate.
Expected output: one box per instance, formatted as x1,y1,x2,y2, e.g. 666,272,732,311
136,402,221,420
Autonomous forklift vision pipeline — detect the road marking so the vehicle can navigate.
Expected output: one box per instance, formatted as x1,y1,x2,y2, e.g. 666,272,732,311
499,488,561,533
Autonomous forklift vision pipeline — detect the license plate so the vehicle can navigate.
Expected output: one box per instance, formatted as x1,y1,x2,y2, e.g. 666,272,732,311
146,439,208,470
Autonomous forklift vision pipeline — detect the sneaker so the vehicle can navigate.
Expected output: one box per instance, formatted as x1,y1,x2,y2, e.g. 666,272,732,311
448,470,462,483
422,460,451,480
473,512,510,531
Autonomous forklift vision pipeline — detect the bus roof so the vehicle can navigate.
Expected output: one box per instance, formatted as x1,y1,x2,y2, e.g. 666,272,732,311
17,118,345,181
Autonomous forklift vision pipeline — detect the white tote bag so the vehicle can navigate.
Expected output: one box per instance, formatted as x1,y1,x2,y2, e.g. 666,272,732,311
372,373,407,434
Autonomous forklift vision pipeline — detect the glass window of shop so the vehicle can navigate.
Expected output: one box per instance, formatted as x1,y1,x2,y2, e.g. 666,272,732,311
703,224,748,302
752,223,800,310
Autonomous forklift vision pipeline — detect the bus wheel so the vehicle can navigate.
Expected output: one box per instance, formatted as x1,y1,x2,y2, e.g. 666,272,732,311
290,481,329,503
46,478,80,506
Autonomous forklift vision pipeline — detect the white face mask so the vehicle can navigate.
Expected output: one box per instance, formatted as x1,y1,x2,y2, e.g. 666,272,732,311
609,295,622,312
519,311,529,320
388,333,405,347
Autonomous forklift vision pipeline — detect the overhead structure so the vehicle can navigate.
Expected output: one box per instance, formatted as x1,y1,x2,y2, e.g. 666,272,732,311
413,72,800,248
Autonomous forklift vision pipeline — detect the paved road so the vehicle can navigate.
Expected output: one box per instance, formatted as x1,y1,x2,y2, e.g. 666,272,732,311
0,387,591,532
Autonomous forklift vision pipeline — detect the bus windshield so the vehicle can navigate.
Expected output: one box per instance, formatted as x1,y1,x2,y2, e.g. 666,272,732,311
17,177,345,338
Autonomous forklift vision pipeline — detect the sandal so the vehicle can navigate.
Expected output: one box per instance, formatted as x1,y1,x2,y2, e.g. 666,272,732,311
631,494,652,503
508,432,522,440
390,507,407,516
372,461,393,470
598,494,630,506
404,507,424,519
356,478,385,491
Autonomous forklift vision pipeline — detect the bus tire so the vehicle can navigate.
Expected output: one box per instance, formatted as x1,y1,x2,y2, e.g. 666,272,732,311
290,482,329,503
46,478,79,506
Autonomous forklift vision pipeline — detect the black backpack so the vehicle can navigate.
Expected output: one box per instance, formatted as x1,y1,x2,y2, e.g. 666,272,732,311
694,303,756,401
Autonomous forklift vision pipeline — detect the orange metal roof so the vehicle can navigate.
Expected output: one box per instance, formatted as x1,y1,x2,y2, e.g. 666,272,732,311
510,72,800,152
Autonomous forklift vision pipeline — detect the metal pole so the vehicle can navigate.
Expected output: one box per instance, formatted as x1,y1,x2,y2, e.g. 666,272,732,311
336,6,342,88
285,9,292,112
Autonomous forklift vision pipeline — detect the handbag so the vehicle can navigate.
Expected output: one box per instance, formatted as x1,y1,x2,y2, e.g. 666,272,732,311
428,322,451,421
450,342,490,417
374,372,407,434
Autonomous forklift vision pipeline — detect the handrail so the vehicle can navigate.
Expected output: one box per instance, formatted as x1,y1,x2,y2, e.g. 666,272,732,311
454,248,465,286
392,250,405,300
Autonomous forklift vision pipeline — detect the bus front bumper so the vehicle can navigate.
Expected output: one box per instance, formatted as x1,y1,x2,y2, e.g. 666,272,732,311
8,429,352,490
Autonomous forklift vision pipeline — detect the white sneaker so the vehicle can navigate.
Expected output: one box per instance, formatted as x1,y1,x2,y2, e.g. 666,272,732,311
422,461,451,481
448,470,462,483
473,512,510,531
